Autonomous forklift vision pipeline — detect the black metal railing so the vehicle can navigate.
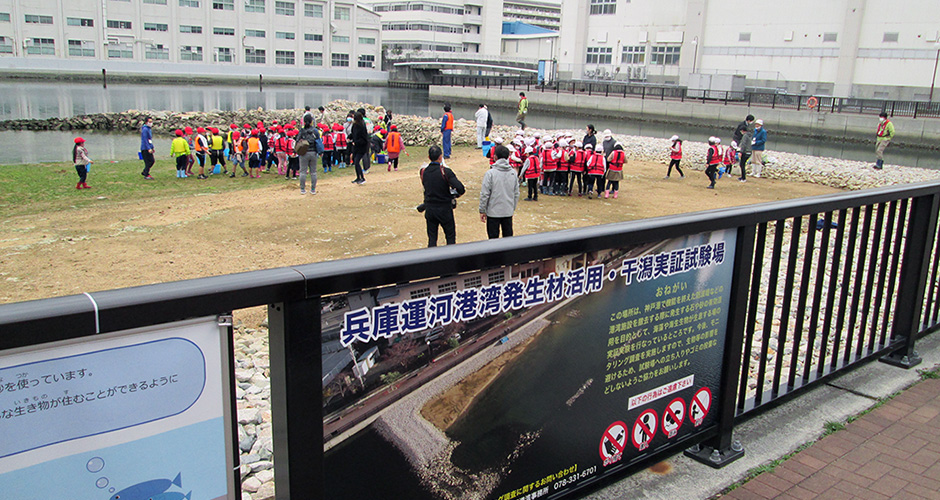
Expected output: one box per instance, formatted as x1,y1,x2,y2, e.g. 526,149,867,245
431,75,940,119
2,181,940,499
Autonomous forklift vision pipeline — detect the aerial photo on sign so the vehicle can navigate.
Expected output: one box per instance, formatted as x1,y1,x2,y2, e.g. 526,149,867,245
322,229,736,500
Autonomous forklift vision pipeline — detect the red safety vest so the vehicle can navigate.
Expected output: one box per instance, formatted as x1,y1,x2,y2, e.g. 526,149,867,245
555,149,569,171
523,155,540,179
569,150,586,173
333,132,347,149
540,148,557,171
877,119,891,138
488,145,498,165
607,150,625,172
707,144,721,165
586,152,605,176
722,146,736,165
322,133,334,151
670,141,682,160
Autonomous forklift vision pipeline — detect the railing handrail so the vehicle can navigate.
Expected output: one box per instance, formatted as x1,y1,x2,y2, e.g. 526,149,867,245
4,180,940,348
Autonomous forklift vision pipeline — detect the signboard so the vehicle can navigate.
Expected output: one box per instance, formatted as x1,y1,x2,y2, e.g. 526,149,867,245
322,229,735,499
0,317,237,500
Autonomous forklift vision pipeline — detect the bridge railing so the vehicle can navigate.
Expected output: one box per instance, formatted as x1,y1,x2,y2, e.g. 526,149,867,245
2,181,940,498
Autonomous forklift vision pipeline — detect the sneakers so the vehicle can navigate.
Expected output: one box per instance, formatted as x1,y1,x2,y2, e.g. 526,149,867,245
300,190,306,194
680,174,685,179
309,191,317,195
198,174,208,179
707,184,715,189
144,175,154,180
739,178,747,182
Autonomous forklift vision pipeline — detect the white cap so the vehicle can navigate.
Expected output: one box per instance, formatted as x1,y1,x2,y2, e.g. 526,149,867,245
584,143,594,149
493,137,503,144
524,137,536,146
524,146,534,154
534,132,542,138
515,129,524,136
603,129,612,138
756,119,764,125
708,136,717,144
574,141,583,148
669,135,679,141
715,137,721,144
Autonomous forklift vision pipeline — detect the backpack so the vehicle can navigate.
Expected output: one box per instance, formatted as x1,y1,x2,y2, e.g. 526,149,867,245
294,139,309,156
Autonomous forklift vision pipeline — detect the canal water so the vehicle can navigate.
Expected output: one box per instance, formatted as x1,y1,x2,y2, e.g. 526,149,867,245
0,81,935,168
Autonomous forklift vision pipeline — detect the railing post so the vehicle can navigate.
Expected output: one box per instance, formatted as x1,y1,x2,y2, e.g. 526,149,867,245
685,224,755,468
890,101,896,117
772,93,776,109
641,86,645,100
881,194,940,368
606,84,609,97
269,297,322,500
797,95,802,111
914,101,920,119
662,87,666,101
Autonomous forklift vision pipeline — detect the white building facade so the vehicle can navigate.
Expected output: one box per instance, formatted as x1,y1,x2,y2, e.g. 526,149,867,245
0,0,385,81
557,0,940,99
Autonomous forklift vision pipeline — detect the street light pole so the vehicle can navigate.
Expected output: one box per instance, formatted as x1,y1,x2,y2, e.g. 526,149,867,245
691,37,699,74
930,45,940,102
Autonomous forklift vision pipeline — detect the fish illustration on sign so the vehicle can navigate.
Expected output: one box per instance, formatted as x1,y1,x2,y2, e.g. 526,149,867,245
151,491,192,500
109,472,182,500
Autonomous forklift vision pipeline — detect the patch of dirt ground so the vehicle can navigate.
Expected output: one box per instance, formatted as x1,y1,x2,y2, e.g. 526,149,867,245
0,147,840,325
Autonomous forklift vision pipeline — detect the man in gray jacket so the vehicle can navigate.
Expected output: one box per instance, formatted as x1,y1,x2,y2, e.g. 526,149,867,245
479,145,519,239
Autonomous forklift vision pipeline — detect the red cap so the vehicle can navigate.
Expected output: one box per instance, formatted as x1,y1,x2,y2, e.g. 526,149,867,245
230,124,237,129
184,126,193,134
290,120,297,126
289,129,298,137
390,125,397,131
257,121,263,127
332,123,342,131
232,131,241,140
259,127,266,133
211,127,219,134
197,127,205,134
251,129,259,136
373,125,382,131
272,120,278,124
74,137,85,144
175,129,184,136
243,123,251,129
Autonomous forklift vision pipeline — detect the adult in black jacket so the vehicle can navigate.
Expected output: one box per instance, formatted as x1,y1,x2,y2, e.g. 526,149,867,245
583,124,597,149
420,145,465,247
349,112,370,184
733,114,754,145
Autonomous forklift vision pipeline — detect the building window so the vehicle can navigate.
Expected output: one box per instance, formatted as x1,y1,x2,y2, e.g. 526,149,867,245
0,13,9,22
144,23,169,32
25,14,53,24
275,50,294,64
213,27,235,36
410,287,431,299
276,31,295,40
358,37,375,45
304,33,323,41
213,0,234,10
358,54,375,68
245,48,266,63
589,0,615,15
68,40,95,57
487,270,505,284
143,0,168,4
245,29,266,38
107,43,133,59
823,32,838,42
145,44,169,60
334,5,350,20
304,51,322,65
25,38,55,55
275,0,295,15
180,45,203,61
0,36,12,53
180,25,202,34
245,0,265,13
463,276,482,288
621,45,644,64
883,32,899,43
437,281,457,294
650,45,680,65
331,52,349,66
585,47,612,64
215,47,233,62
304,2,323,17
179,0,200,6
67,17,94,27
107,20,132,29
739,32,751,42
332,35,349,43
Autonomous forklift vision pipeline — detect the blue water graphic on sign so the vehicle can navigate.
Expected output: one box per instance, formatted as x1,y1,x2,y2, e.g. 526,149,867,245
0,338,206,458
0,417,225,500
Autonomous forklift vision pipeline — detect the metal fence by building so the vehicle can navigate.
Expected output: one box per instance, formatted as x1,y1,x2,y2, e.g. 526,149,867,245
2,180,940,498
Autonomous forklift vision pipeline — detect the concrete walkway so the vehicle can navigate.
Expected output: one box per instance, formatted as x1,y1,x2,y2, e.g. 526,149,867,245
584,329,940,500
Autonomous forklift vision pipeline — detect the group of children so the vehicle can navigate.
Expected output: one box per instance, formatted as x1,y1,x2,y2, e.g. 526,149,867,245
485,130,626,201
167,121,300,180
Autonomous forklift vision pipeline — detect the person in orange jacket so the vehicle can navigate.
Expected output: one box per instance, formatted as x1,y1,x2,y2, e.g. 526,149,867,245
384,124,406,172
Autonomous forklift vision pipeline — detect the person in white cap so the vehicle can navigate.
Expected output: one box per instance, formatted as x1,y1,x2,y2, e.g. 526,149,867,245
488,137,503,166
584,143,606,199
601,129,615,156
751,119,767,177
667,135,684,178
568,141,586,196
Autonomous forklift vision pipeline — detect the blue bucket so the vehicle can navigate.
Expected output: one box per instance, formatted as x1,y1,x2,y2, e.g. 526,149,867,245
213,164,221,174
482,141,492,156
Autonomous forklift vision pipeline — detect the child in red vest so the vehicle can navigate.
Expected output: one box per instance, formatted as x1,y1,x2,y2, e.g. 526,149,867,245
584,144,606,199
332,123,347,169
320,123,334,173
539,139,557,195
667,135,684,179
568,141,586,196
554,137,569,195
721,139,736,178
521,146,540,201
605,143,626,199
384,125,405,171
705,137,721,189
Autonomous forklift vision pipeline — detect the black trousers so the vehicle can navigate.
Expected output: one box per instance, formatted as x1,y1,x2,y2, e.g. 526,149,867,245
141,150,155,176
527,178,538,200
425,205,456,247
739,153,751,180
706,164,718,185
667,159,683,176
486,216,513,239
75,164,87,183
210,150,226,167
569,171,583,194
